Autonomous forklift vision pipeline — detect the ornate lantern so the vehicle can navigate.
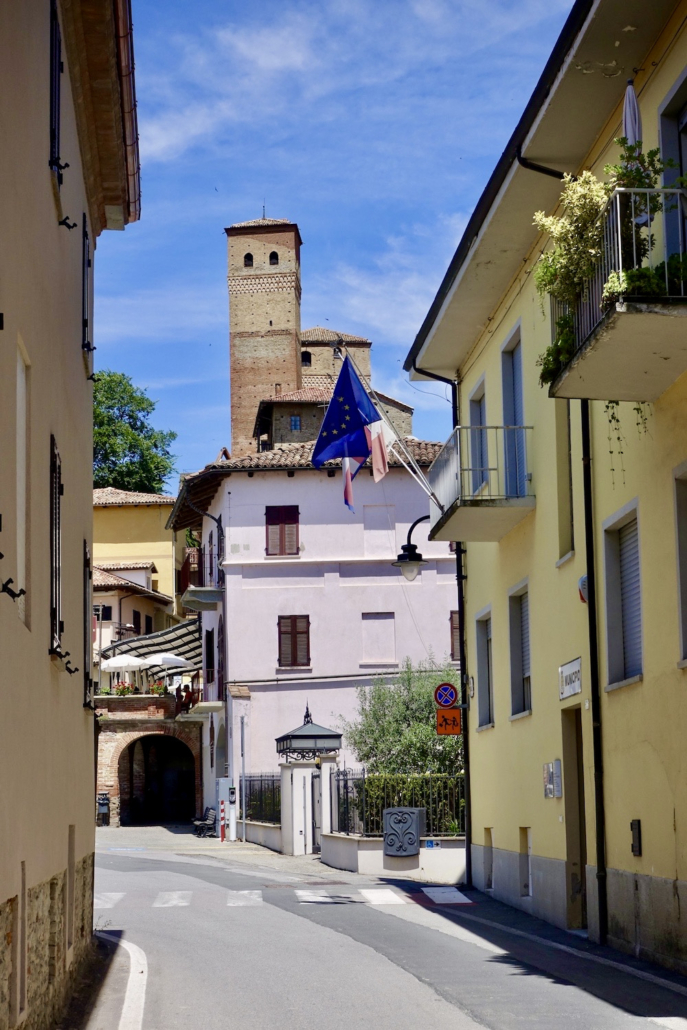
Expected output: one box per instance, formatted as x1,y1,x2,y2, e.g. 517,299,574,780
275,705,342,761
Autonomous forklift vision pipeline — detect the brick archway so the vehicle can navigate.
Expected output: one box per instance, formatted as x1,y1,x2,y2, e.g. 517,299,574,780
96,697,202,826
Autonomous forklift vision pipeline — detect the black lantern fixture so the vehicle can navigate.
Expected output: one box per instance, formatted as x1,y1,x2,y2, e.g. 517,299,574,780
392,514,430,582
276,704,342,761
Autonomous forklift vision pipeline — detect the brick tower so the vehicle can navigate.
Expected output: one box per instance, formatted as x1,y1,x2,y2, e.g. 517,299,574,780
225,218,303,455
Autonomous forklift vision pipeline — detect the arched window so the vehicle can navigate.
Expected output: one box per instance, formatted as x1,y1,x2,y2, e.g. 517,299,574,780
244,252,253,267
301,350,312,367
269,251,279,266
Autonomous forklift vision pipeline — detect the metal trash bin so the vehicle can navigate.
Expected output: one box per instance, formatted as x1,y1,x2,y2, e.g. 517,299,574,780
383,807,426,857
96,791,110,826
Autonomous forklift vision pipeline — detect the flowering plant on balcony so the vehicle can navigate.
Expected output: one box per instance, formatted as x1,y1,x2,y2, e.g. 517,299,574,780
114,682,133,696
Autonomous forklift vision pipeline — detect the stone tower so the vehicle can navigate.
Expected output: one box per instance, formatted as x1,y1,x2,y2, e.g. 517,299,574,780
225,218,303,455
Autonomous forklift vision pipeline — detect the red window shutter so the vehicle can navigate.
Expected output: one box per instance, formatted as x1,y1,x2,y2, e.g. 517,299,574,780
450,611,460,661
266,505,299,556
266,506,282,555
295,616,310,666
278,616,293,667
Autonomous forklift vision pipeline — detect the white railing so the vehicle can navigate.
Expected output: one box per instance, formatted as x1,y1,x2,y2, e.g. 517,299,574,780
428,425,534,516
552,187,687,354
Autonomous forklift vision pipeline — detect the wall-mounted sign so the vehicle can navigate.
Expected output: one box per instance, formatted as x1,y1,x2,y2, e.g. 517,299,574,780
543,759,562,798
559,657,582,700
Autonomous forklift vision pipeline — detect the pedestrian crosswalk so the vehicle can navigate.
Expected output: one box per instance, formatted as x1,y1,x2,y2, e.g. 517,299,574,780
94,886,473,910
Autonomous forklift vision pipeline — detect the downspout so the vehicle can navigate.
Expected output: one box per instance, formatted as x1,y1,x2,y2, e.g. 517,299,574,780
411,359,472,889
580,399,607,944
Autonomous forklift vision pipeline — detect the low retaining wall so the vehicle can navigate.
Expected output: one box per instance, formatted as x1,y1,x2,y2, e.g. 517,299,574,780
321,833,466,884
244,820,282,853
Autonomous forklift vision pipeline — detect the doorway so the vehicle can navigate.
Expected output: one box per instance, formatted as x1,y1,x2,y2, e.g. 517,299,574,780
561,707,587,928
119,735,195,825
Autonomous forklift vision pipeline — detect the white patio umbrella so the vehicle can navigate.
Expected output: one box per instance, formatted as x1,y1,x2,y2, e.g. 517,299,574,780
623,80,642,148
144,653,196,669
100,654,152,672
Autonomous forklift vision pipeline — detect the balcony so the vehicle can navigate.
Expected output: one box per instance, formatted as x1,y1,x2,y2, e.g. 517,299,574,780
179,548,223,612
428,426,535,542
550,188,687,402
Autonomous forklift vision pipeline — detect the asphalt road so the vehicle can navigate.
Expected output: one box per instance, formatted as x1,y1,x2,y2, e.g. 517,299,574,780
88,840,687,1030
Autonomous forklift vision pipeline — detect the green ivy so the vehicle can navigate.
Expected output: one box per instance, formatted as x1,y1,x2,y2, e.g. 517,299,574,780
536,313,576,387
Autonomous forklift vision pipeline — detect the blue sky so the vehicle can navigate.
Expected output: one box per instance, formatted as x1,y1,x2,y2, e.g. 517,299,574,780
94,0,573,486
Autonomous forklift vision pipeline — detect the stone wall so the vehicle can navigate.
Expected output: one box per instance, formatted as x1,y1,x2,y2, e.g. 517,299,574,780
0,854,93,1030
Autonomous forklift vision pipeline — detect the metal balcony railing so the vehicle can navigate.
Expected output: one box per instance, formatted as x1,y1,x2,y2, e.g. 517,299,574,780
428,425,534,516
178,548,223,594
552,187,687,355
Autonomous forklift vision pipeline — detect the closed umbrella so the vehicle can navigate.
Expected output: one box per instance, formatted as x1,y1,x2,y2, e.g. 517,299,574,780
623,80,642,149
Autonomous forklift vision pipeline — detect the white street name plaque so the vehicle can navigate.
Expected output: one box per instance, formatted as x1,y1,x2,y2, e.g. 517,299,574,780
559,657,582,700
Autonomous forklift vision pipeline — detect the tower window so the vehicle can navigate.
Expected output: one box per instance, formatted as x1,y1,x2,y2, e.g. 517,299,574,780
269,251,279,266
301,351,312,367
290,415,301,432
244,252,253,267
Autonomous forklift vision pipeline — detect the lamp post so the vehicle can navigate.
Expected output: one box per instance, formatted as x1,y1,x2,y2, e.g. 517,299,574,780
392,514,430,582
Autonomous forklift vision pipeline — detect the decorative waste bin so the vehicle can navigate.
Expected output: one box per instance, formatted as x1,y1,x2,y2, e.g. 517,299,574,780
383,807,426,857
96,792,110,827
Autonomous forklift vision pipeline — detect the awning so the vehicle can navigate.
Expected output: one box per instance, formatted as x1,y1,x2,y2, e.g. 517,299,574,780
99,616,202,676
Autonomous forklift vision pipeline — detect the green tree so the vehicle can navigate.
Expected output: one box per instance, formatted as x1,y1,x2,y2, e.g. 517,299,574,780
93,370,177,493
343,659,463,774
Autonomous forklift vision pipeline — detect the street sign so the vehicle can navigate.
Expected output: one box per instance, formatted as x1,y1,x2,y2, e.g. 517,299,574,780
434,682,458,708
436,709,462,735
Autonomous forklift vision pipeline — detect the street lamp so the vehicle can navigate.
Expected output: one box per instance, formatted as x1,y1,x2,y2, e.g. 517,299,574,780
392,514,430,582
276,704,342,761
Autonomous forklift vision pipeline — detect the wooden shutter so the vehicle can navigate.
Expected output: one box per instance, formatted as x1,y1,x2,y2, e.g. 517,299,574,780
295,616,310,665
49,0,62,181
83,542,92,704
450,611,460,661
217,616,225,694
619,518,642,678
278,616,293,666
205,628,215,682
266,506,299,556
82,218,92,373
278,615,310,666
50,435,63,653
520,592,530,678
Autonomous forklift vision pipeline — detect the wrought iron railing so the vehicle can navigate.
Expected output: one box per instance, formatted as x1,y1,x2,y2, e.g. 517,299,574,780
239,774,281,824
179,548,223,594
331,770,465,837
428,425,533,517
552,187,687,356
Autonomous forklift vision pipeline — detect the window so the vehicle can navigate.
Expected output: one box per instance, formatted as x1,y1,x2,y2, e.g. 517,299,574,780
82,217,92,372
476,614,494,727
604,508,642,684
469,388,488,493
269,250,279,265
502,333,527,497
83,543,92,704
49,435,63,654
243,252,253,267
450,611,460,661
278,615,310,667
509,588,531,715
99,605,112,622
145,614,153,635
555,399,574,558
205,627,215,681
132,609,141,634
361,612,395,663
217,615,225,695
301,350,312,367
290,415,302,432
266,505,299,556
49,0,64,184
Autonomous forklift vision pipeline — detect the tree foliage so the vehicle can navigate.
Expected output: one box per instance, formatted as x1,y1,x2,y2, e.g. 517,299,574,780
343,659,463,774
93,370,177,493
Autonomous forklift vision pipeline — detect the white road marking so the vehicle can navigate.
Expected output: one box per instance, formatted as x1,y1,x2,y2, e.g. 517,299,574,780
295,889,336,904
94,892,125,909
152,891,192,907
359,888,406,906
421,887,473,905
96,932,148,1030
227,890,263,906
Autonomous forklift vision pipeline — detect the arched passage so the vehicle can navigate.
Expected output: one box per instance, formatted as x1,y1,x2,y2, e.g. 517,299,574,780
118,734,195,825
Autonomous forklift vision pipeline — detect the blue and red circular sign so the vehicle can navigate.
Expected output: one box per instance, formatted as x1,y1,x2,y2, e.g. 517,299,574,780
434,682,458,708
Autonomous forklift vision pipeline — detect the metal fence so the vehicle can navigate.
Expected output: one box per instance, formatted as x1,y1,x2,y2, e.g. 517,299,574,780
331,770,465,837
240,774,281,824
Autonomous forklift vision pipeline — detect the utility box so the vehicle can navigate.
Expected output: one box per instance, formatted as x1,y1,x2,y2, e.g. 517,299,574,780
383,808,426,857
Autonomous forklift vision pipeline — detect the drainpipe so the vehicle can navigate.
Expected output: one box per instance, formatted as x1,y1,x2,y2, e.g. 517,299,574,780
411,359,472,889
580,399,608,944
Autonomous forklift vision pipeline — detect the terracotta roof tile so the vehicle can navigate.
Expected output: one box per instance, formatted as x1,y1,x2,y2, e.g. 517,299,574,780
96,561,158,572
93,566,173,603
229,217,291,228
192,438,442,474
301,327,371,344
93,487,175,506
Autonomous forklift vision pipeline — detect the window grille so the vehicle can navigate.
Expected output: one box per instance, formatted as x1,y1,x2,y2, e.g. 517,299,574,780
278,615,310,667
266,505,299,556
50,436,63,653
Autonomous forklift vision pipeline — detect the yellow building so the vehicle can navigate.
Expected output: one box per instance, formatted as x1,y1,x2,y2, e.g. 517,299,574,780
93,487,184,616
0,1,140,1027
405,0,687,973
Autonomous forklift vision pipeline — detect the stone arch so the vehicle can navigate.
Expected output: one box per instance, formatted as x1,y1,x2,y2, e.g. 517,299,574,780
98,723,202,827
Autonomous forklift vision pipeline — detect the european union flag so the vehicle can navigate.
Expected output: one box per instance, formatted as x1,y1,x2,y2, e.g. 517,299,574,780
312,356,380,467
